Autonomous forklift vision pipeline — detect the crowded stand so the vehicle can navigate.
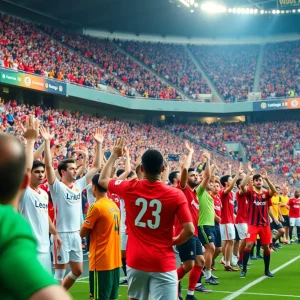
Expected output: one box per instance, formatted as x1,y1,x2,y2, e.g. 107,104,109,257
119,41,211,99
39,26,182,99
174,122,300,186
260,41,300,99
189,44,259,102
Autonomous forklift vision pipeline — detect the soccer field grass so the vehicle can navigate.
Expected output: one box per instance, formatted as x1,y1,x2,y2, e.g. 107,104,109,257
70,244,300,300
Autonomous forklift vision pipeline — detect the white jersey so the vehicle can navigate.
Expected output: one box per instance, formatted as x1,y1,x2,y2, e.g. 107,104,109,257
19,186,50,253
120,198,127,233
86,183,96,205
49,176,86,232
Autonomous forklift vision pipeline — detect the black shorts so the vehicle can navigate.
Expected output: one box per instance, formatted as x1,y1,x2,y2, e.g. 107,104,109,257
198,225,216,246
177,235,203,262
271,221,283,230
282,215,290,227
214,224,222,248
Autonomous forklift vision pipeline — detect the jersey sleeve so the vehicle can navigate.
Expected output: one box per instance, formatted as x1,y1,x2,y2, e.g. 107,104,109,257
196,184,205,197
76,175,87,192
48,178,61,205
108,179,131,199
83,203,100,230
175,191,193,225
265,191,272,207
19,186,29,213
0,211,57,299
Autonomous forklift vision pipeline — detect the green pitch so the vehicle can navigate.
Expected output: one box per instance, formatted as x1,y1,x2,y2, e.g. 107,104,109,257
70,244,300,299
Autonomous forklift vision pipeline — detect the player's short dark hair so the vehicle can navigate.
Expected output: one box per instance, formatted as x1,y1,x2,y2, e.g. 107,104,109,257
116,169,124,177
220,175,231,187
0,134,26,203
253,174,262,181
236,178,243,187
142,149,164,176
32,160,45,172
92,174,107,193
188,168,195,173
169,171,180,184
58,159,76,177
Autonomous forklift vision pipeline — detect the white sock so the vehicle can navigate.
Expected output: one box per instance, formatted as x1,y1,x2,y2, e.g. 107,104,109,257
226,261,231,266
196,283,201,287
187,290,194,296
222,256,225,261
206,269,212,279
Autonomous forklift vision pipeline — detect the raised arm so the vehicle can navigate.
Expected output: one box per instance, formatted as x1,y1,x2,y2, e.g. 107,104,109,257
76,146,88,178
241,162,254,194
180,141,194,189
200,151,211,190
33,141,45,161
99,138,125,189
162,160,170,184
117,147,131,180
85,128,103,185
40,126,56,185
23,115,39,172
261,169,276,197
224,163,244,195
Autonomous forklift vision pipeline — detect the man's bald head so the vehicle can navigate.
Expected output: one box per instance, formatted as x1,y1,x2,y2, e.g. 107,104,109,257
0,133,26,203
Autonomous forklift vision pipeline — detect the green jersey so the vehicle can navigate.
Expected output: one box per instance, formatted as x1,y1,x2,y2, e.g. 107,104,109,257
0,205,57,300
197,185,215,226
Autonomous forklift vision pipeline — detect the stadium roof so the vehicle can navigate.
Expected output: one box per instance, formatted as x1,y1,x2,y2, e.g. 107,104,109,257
1,0,300,37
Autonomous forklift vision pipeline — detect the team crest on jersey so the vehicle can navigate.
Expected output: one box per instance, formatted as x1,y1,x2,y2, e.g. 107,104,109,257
115,180,123,185
190,251,194,256
262,194,266,199
73,188,80,193
208,236,212,240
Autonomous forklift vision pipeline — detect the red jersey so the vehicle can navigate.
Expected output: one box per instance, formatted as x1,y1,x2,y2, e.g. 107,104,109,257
219,189,235,224
107,191,121,209
244,188,272,226
236,191,248,224
108,179,192,272
174,183,199,237
211,194,222,219
288,198,300,218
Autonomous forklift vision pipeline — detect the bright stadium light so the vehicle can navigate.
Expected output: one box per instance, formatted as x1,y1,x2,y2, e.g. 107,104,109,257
250,8,254,14
298,8,300,12
281,10,285,13
272,9,276,14
260,9,265,14
292,9,296,12
228,8,232,12
276,9,280,13
179,0,190,7
232,7,237,13
254,9,258,14
237,7,241,13
246,8,250,14
201,2,227,13
194,2,199,7
190,0,195,5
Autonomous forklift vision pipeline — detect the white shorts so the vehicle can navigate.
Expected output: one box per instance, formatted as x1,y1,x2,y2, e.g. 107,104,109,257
220,223,236,241
127,267,177,300
53,232,83,264
235,223,248,240
121,232,128,251
38,252,52,273
290,218,300,227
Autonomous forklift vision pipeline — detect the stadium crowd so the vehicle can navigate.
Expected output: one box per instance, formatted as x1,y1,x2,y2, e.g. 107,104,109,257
190,44,259,102
260,41,300,99
119,41,211,99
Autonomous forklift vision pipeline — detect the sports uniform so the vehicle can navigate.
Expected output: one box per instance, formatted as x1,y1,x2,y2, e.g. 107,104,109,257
219,189,235,241
83,197,122,300
288,198,300,226
235,191,248,240
270,195,283,231
211,194,222,248
19,186,51,271
49,176,87,264
280,195,290,227
108,179,192,300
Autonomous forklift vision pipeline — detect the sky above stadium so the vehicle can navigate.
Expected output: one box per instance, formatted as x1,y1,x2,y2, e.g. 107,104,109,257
1,0,300,36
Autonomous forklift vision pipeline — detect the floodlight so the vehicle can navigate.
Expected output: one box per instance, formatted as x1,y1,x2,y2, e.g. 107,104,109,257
281,10,285,13
228,8,232,12
272,10,276,14
179,0,190,7
292,9,296,13
201,2,227,13
254,9,258,14
194,2,199,7
250,8,254,14
241,8,246,14
232,7,237,13
237,8,241,13
298,8,300,12
190,0,195,5
191,9,194,12
276,10,280,14
260,9,265,14
246,8,250,14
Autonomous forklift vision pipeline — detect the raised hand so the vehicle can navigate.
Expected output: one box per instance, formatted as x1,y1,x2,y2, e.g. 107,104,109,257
247,162,254,174
77,145,89,158
23,115,40,141
260,168,268,180
203,150,211,160
93,128,104,144
238,163,244,175
184,141,194,153
40,126,54,141
111,138,126,158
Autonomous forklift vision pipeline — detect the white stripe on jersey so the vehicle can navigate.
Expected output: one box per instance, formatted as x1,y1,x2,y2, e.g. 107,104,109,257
20,186,50,253
49,176,87,232
120,198,126,233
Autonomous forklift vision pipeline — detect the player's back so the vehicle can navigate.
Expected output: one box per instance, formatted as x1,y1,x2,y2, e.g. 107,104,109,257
109,178,188,272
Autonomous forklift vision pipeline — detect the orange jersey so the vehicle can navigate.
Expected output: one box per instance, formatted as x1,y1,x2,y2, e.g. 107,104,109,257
83,197,121,271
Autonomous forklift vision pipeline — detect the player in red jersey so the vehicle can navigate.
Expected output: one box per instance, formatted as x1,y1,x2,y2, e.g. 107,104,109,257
287,190,300,243
219,163,244,272
99,138,194,300
240,168,277,278
235,177,249,269
174,142,207,300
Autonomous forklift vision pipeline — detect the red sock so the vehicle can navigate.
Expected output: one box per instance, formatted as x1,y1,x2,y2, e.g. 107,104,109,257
188,265,202,291
238,250,244,263
177,265,187,281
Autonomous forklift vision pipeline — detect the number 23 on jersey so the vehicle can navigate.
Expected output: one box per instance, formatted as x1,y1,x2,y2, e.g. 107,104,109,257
135,198,162,229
